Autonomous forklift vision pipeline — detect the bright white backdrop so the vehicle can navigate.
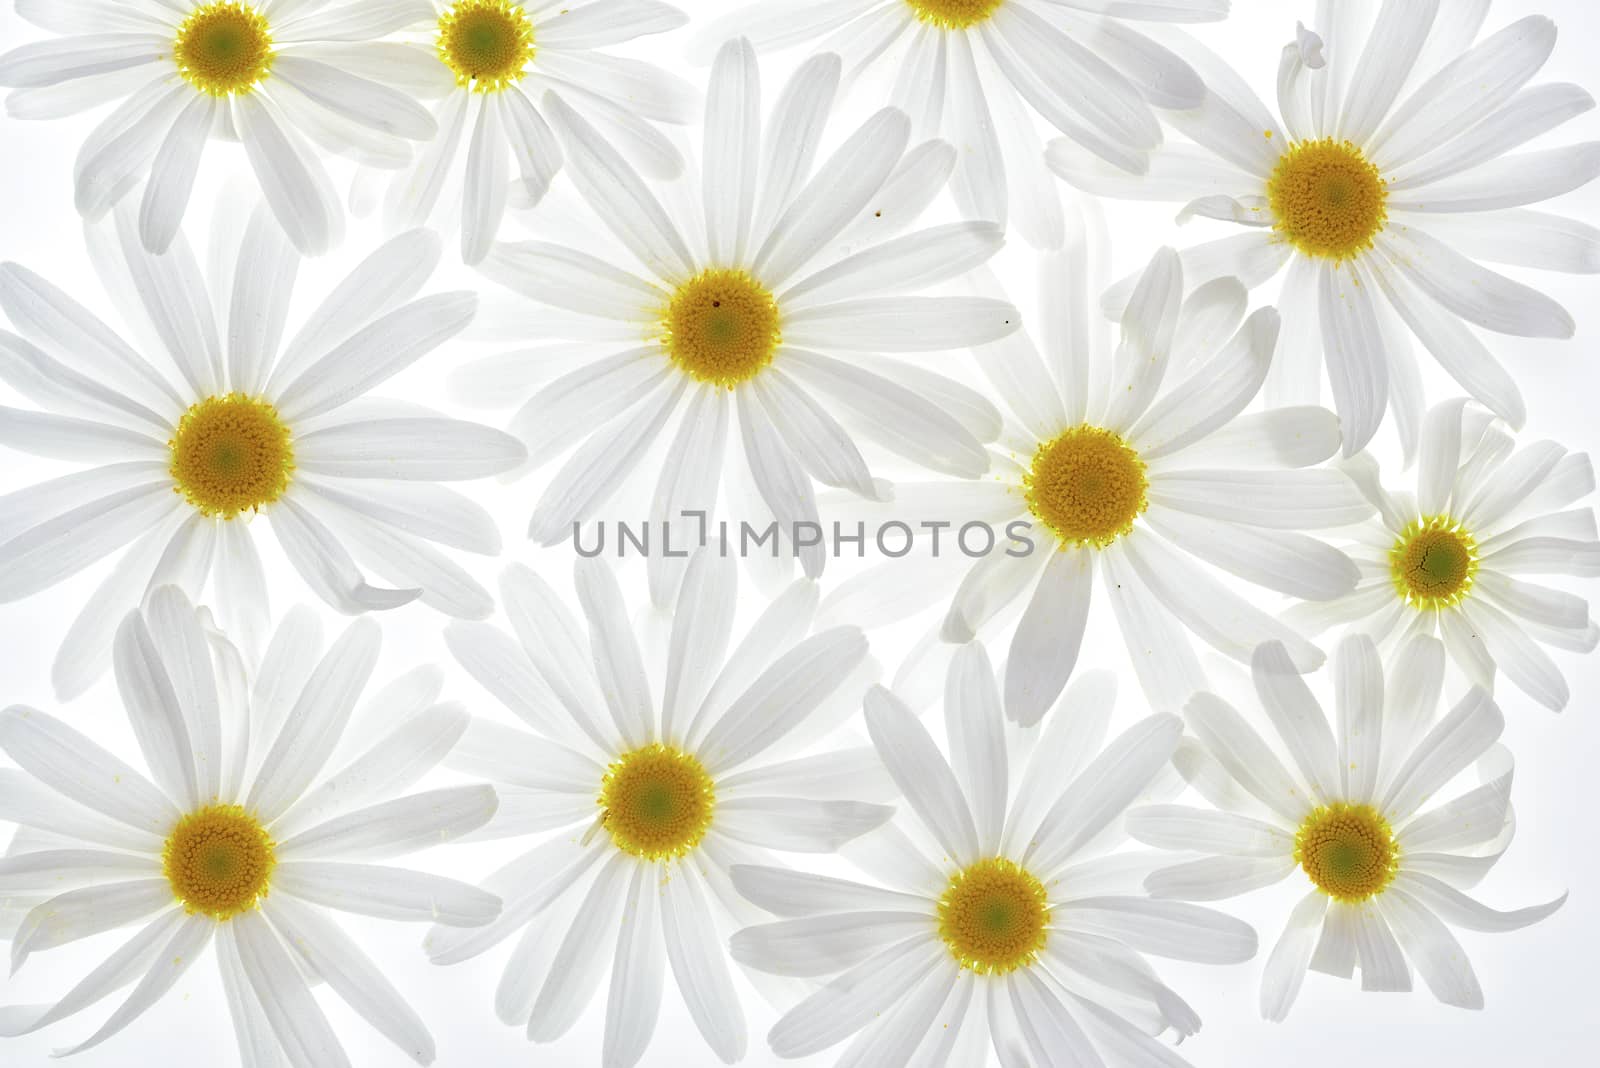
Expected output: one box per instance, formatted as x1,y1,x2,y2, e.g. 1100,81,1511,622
0,1,1596,1065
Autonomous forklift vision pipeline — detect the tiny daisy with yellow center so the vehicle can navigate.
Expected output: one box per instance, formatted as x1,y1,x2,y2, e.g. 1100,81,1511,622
1291,398,1599,712
0,207,526,699
737,643,1255,1064
0,0,441,254
388,0,694,264
473,39,1018,594
1131,634,1565,1020
0,587,501,1063
1049,8,1587,456
694,0,1211,248
431,552,891,1065
826,242,1365,724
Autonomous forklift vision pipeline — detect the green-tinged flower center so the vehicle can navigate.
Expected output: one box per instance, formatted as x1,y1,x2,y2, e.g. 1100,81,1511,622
437,0,536,92
1390,515,1479,609
168,394,295,519
599,745,716,860
1294,803,1398,903
174,2,274,96
163,804,276,919
937,858,1049,974
660,269,782,387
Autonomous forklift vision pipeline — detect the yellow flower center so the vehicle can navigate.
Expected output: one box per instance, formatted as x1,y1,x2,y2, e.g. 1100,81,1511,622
660,269,781,388
1294,803,1398,903
437,0,535,92
163,804,276,920
1390,515,1479,610
1024,425,1148,548
905,0,1004,29
173,2,274,96
938,858,1049,974
598,745,716,861
1266,138,1389,261
168,393,295,519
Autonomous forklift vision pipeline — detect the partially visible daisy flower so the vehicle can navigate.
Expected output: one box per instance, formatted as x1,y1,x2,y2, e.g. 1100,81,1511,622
823,235,1370,724
469,40,1017,603
0,0,441,255
0,201,525,699
0,587,500,1065
1050,3,1600,455
376,0,696,265
733,642,1258,1065
1290,399,1600,711
693,0,1220,248
424,551,891,1067
1130,634,1564,1018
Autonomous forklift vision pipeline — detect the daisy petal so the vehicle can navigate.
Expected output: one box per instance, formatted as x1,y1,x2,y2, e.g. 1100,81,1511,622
230,911,351,1068
274,861,500,926
1259,891,1328,1022
863,686,980,865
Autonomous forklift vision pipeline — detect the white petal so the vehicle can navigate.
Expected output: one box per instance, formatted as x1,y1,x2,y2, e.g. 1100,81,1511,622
1250,641,1339,803
766,936,946,1057
662,863,746,1061
1381,227,1574,339
267,496,422,614
526,853,631,1040
1023,714,1182,874
1147,468,1374,528
275,861,500,926
1259,892,1328,1021
1381,687,1504,821
1058,897,1258,964
1126,805,1291,857
1184,691,1312,824
233,92,337,257
1318,263,1388,457
1004,550,1092,728
603,862,666,1068
863,685,980,865
0,706,176,835
277,784,496,861
230,911,351,1068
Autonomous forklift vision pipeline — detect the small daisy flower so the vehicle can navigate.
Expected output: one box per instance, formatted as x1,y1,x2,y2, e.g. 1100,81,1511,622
379,0,696,265
0,0,442,255
733,642,1258,1065
0,202,525,699
825,237,1370,724
425,551,892,1067
693,0,1221,248
0,587,501,1065
468,40,1018,603
1290,399,1600,711
1130,635,1565,1018
1050,3,1600,455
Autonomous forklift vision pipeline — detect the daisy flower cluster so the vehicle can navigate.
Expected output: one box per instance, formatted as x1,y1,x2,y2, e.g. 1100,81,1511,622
0,1,1593,1067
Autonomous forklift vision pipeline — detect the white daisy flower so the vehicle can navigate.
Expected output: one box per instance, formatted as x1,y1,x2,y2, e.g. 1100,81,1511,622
824,237,1371,725
1129,634,1565,1019
468,39,1018,603
374,0,696,265
1290,399,1600,712
425,551,893,1068
0,586,501,1065
0,201,526,700
733,642,1258,1066
0,0,442,255
1049,2,1600,455
693,0,1221,248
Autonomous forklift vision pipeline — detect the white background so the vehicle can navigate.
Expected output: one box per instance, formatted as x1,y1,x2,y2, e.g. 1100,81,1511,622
1,1,1597,1065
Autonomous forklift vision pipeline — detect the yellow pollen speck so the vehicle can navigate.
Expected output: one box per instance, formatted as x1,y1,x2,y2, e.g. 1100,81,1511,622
1294,803,1398,903
168,393,294,519
905,0,1004,30
163,804,276,920
660,269,781,388
1390,515,1479,610
599,745,716,861
1267,138,1388,261
1024,425,1148,548
437,0,536,92
938,858,1049,974
173,2,273,96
